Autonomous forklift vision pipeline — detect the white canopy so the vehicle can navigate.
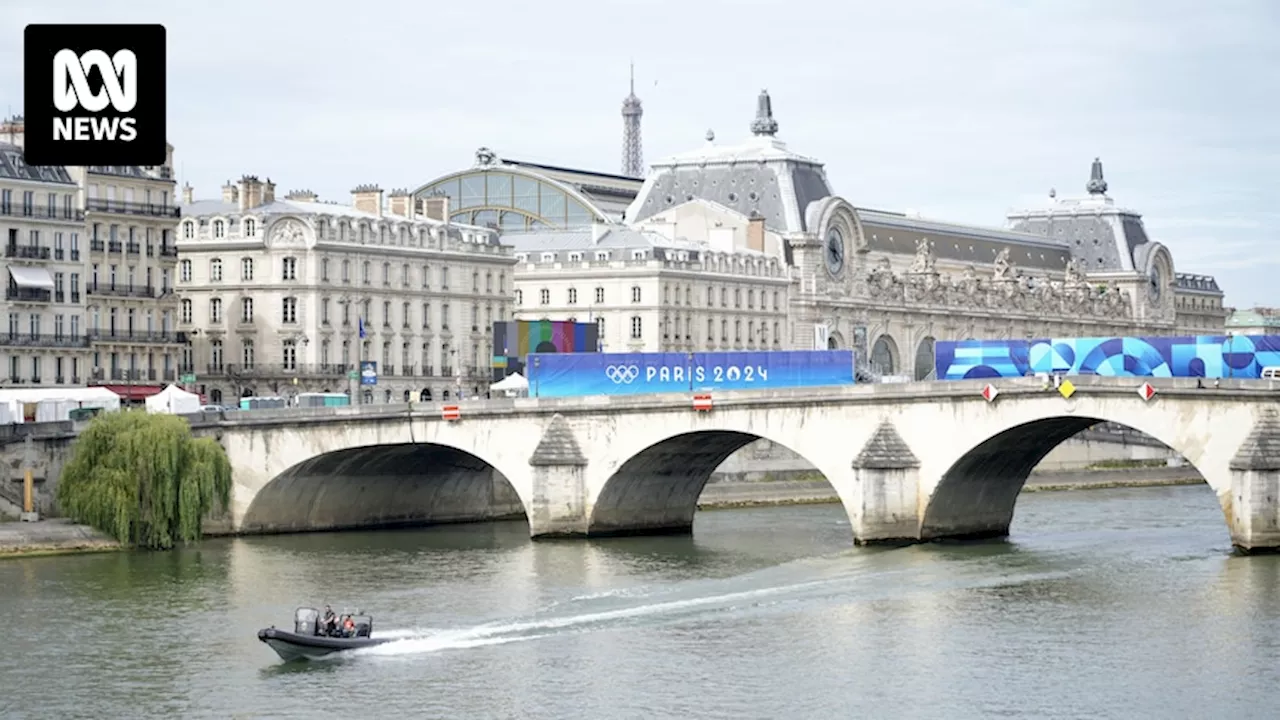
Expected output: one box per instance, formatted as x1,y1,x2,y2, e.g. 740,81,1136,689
490,372,529,392
0,386,121,424
145,384,202,414
8,266,54,290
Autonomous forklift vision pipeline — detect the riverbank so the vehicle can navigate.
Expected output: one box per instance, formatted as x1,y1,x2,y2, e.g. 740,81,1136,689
1,467,1204,557
0,518,120,558
696,466,1205,509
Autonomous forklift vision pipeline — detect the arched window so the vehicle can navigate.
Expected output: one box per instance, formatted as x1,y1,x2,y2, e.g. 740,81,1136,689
415,170,601,229
179,259,191,282
210,258,223,282
180,299,192,323
914,336,936,381
282,257,297,281
212,219,225,238
182,220,194,239
240,257,254,281
282,297,297,324
210,298,222,323
244,218,256,237
871,335,899,375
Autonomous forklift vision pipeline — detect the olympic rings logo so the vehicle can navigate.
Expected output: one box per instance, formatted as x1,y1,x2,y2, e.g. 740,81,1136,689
605,365,640,384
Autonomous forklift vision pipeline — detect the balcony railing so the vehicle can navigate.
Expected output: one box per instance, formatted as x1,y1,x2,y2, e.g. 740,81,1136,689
92,368,175,382
87,330,188,345
90,239,105,252
85,199,181,218
126,243,140,254
87,284,155,299
4,245,51,260
108,241,122,253
159,245,178,258
5,288,51,302
0,204,85,222
0,333,91,348
204,363,351,378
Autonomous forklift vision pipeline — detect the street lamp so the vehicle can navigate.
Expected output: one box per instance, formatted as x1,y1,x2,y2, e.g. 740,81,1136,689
533,355,541,398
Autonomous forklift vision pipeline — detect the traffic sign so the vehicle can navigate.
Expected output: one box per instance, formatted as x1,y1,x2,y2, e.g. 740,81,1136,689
347,370,358,380
1058,379,1076,399
1137,382,1156,401
180,373,196,384
441,405,461,421
981,384,999,402
692,393,713,411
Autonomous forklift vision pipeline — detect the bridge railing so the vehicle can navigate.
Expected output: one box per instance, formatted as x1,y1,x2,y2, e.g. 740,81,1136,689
182,374,1280,428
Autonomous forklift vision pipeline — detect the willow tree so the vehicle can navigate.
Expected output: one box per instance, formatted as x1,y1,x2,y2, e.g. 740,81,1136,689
57,410,232,550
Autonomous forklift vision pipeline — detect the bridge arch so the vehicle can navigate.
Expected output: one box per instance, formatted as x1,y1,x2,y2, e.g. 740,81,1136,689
239,442,529,534
588,428,846,537
918,403,1231,543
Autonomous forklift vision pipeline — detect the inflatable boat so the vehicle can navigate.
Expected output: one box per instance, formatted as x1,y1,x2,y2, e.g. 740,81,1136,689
258,607,394,662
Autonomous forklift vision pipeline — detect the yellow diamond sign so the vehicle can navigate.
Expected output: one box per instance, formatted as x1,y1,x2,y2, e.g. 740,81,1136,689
1058,378,1076,398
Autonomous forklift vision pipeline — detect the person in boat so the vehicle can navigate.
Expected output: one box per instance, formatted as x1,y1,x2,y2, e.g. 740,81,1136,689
342,615,356,637
321,605,338,636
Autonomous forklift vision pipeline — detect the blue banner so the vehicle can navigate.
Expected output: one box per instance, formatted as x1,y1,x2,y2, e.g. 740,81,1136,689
526,350,855,398
935,335,1280,380
360,361,378,385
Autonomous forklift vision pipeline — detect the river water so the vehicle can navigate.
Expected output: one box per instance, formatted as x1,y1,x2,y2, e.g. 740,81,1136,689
4,485,1280,719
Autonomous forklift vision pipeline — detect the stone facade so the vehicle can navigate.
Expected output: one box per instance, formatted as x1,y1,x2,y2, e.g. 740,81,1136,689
0,117,185,398
176,177,516,406
0,143,92,386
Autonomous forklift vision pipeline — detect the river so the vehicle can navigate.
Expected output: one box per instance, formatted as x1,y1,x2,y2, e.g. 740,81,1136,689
4,485,1280,719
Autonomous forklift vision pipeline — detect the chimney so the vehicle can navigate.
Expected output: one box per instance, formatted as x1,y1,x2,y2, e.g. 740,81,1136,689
746,214,765,252
423,194,450,222
238,175,265,212
221,180,238,205
285,189,317,203
387,188,412,218
0,115,24,148
263,178,275,205
181,182,193,205
351,184,383,217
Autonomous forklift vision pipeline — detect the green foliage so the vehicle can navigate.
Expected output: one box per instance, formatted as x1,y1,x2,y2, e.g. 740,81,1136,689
56,411,231,550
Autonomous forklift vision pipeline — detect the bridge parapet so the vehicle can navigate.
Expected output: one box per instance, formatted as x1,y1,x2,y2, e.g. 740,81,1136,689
191,375,1280,431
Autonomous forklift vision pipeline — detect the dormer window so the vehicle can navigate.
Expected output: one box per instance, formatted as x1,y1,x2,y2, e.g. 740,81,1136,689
540,252,555,263
516,253,528,262
568,252,583,262
631,250,646,260
595,250,610,261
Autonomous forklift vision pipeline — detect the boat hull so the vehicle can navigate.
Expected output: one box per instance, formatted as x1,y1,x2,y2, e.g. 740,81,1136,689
257,627,393,662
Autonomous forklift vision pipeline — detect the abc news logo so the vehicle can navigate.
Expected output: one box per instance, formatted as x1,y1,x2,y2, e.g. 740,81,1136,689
23,24,166,167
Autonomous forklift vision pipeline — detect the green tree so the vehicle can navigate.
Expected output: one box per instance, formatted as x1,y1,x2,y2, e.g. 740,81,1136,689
57,411,231,549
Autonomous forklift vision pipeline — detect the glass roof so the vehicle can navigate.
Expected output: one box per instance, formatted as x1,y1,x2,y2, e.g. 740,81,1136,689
415,170,602,231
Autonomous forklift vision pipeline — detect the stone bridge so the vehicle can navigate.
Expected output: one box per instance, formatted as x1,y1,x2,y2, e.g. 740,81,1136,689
197,376,1280,552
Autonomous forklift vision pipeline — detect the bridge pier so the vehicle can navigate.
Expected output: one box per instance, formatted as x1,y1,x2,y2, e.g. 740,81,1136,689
849,422,923,544
1228,412,1280,553
527,415,592,538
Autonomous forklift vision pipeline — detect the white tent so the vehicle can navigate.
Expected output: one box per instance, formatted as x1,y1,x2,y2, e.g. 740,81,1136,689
145,384,202,415
489,372,529,396
0,386,121,424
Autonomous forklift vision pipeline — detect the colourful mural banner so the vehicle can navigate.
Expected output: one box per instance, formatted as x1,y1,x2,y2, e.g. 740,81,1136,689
935,335,1280,380
491,320,600,380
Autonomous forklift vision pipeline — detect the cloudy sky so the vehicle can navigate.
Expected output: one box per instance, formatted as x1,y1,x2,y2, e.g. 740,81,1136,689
1,0,1276,306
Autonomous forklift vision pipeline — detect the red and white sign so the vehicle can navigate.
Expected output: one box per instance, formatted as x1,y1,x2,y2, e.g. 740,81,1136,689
1136,382,1156,401
692,393,713,412
441,404,461,421
982,384,999,402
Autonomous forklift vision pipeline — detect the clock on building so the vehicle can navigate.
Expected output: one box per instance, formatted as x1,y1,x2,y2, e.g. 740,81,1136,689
825,227,844,275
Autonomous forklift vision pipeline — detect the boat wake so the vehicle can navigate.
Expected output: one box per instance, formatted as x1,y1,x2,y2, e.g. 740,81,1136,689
356,549,1084,661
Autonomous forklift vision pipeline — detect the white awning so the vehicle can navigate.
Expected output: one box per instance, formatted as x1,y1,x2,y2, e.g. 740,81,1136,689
8,266,54,290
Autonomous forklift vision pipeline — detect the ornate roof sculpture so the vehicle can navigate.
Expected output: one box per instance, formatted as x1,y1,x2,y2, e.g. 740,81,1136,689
855,238,1133,320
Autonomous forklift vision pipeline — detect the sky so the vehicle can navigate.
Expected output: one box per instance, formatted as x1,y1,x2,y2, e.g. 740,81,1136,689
1,0,1277,307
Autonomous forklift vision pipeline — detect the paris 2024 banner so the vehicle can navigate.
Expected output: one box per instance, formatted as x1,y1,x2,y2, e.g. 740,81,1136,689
935,335,1280,380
